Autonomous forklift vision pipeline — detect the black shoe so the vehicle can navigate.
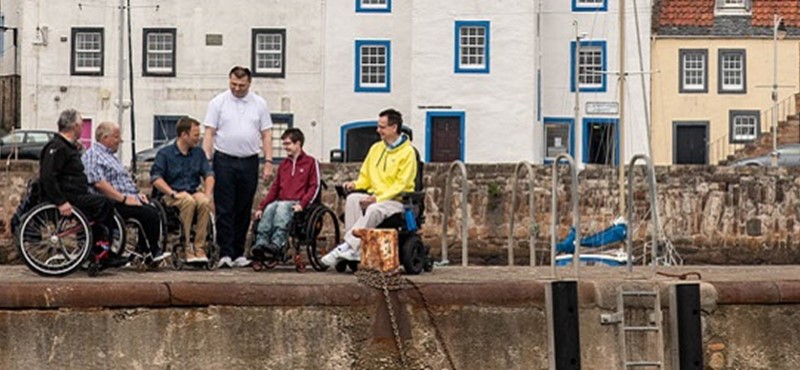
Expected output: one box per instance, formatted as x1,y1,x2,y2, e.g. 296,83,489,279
251,244,267,261
102,253,129,268
266,243,283,256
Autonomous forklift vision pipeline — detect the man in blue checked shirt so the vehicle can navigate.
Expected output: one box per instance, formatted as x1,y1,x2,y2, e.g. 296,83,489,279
82,122,168,264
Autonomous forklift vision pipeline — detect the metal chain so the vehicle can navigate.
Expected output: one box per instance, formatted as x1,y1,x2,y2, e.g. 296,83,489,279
356,269,458,370
357,270,409,368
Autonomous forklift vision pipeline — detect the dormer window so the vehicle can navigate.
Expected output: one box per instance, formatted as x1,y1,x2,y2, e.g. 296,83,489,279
715,0,750,15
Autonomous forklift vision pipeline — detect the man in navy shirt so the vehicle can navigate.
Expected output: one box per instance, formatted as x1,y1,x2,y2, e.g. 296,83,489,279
151,117,215,263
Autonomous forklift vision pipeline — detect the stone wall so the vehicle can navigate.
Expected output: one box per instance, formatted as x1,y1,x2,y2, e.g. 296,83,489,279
3,160,800,265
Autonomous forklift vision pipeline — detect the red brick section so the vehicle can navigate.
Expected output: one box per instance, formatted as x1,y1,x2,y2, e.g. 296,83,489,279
657,0,715,27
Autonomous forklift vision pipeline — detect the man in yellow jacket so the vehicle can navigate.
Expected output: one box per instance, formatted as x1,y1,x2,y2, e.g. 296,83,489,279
321,108,417,267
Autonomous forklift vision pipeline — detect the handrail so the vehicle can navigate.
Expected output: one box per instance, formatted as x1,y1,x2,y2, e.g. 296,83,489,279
707,93,797,164
626,154,660,278
440,160,469,266
550,154,580,279
507,161,536,266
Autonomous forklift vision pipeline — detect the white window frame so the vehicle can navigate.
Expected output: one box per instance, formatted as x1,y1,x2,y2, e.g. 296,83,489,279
679,49,708,93
355,39,390,93
729,110,759,143
71,28,104,76
251,29,286,78
143,28,176,77
356,0,391,13
719,49,746,93
455,21,490,74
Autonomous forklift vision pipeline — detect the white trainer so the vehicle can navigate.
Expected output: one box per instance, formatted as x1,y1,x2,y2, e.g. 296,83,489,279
233,256,251,267
217,256,233,269
320,243,360,267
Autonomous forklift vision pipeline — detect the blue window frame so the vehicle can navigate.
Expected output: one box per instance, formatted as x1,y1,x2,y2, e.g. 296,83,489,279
572,0,608,12
454,21,490,74
0,13,5,57
570,40,607,93
425,111,465,162
543,117,575,163
356,0,391,13
582,117,619,165
355,40,391,93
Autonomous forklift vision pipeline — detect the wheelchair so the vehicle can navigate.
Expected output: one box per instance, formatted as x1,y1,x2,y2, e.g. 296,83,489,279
250,182,341,273
333,149,435,275
15,181,130,277
149,195,219,270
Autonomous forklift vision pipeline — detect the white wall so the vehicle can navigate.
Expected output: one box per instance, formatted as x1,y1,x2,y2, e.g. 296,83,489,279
411,0,538,163
15,0,324,163
321,0,412,160
540,0,651,164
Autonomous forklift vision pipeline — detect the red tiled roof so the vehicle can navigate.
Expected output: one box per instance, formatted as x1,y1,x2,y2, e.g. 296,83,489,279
751,0,800,27
657,0,715,27
657,0,800,28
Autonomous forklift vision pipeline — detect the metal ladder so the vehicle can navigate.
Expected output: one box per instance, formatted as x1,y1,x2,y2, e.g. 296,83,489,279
601,288,665,368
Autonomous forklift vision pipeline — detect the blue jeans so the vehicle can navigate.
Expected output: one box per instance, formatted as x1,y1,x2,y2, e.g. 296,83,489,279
255,200,298,251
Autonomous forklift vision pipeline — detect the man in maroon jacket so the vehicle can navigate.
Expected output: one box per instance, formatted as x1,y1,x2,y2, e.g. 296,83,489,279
252,128,320,259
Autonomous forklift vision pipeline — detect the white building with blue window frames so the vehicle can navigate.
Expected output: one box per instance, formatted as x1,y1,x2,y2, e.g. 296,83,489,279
539,0,652,165
3,0,651,165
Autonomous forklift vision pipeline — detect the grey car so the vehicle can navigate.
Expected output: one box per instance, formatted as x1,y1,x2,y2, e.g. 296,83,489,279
135,139,176,162
732,144,800,167
0,130,57,160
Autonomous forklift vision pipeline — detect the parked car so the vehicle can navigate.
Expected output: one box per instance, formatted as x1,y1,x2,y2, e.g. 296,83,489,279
732,144,800,167
0,130,57,160
135,139,176,162
135,138,270,163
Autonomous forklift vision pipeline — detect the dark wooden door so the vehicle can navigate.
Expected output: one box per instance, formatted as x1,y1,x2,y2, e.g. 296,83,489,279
674,124,707,164
430,116,462,162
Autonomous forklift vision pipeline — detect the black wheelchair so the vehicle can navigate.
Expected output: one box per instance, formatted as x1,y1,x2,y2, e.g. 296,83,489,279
148,194,219,270
333,149,435,275
14,180,129,277
250,182,341,273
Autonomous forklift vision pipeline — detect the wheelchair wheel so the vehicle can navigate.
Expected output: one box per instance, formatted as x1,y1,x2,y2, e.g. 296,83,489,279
17,203,93,277
109,210,127,256
400,234,426,275
204,214,219,270
305,206,340,272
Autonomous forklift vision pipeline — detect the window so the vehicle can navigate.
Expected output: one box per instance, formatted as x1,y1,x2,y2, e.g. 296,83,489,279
251,29,286,78
355,40,391,93
714,0,750,15
142,28,176,77
454,21,490,74
679,49,708,93
71,28,104,76
570,40,607,92
543,117,574,162
153,115,182,147
729,110,759,143
356,0,391,13
270,114,293,161
718,49,746,93
572,0,608,12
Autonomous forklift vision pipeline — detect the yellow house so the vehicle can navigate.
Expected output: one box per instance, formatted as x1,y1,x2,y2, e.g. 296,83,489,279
651,0,799,165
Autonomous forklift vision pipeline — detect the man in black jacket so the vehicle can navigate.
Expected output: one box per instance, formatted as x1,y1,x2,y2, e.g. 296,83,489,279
39,109,127,268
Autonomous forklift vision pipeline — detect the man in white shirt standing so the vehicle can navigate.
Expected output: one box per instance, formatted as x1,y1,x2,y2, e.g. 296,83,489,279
203,66,274,268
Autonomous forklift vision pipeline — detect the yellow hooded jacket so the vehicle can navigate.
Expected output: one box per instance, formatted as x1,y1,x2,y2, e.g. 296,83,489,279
353,134,417,203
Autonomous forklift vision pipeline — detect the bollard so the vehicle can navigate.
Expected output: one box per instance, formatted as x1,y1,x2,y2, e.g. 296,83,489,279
669,283,703,370
546,280,582,370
